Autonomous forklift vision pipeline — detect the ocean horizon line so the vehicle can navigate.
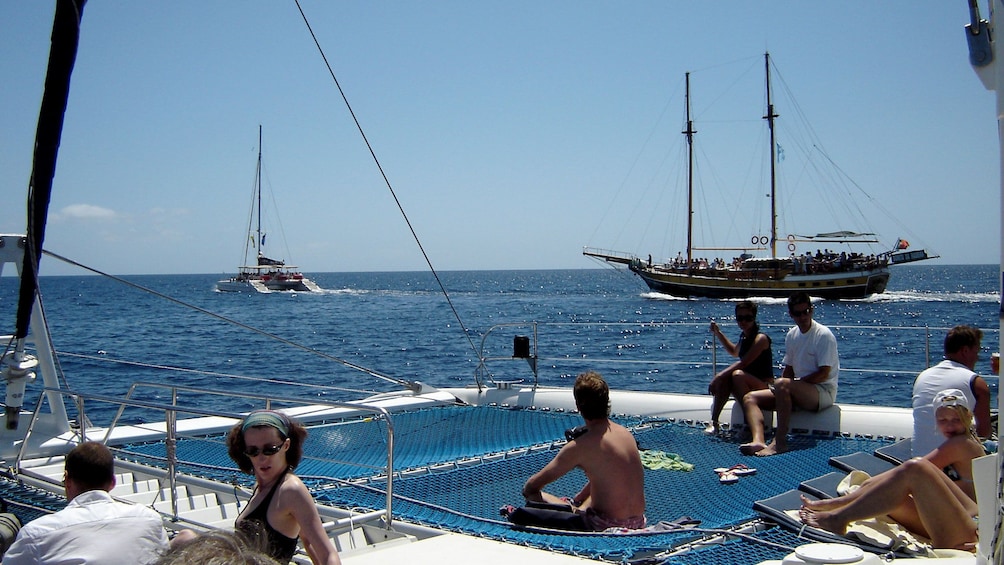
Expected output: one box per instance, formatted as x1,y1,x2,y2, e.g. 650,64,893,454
23,262,1001,279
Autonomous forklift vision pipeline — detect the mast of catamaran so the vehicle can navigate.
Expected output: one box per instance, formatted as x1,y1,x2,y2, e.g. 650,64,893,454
684,72,696,269
764,52,779,259
4,0,85,433
255,125,264,262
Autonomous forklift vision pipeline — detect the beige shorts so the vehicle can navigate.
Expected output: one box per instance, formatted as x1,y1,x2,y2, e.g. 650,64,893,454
814,383,836,411
770,380,836,412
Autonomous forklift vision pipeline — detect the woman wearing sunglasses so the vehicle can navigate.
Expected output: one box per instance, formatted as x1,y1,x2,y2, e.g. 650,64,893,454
706,300,774,435
226,410,341,565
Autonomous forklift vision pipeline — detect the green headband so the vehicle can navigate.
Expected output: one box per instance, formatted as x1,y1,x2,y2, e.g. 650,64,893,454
241,410,289,437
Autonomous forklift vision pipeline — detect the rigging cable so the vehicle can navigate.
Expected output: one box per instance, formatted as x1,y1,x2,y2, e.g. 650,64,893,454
41,250,417,391
293,1,483,389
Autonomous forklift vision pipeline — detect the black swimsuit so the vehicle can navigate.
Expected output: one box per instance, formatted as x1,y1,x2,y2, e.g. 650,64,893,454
738,332,773,382
237,469,299,563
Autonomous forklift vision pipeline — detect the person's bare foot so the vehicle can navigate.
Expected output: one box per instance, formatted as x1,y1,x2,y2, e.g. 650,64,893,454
755,440,787,457
739,441,766,455
800,494,845,512
799,506,848,535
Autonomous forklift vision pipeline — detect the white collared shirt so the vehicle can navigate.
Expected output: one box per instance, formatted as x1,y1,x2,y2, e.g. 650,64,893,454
3,489,169,565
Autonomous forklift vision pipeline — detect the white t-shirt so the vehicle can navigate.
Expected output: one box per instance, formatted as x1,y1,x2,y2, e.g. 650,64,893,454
3,489,169,565
911,359,978,457
781,321,839,392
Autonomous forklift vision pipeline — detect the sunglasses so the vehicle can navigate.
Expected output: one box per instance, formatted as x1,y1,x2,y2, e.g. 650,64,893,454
736,314,755,323
244,444,282,458
789,307,812,318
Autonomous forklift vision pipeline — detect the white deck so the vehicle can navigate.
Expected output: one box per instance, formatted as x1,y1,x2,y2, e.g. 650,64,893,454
341,532,594,565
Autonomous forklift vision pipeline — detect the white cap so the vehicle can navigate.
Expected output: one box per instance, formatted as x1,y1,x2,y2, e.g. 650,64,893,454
933,388,970,411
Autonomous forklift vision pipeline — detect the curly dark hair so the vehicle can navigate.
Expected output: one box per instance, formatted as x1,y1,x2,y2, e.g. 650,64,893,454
226,412,308,474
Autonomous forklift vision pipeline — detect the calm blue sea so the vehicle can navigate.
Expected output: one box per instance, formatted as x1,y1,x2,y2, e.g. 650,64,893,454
1,265,999,422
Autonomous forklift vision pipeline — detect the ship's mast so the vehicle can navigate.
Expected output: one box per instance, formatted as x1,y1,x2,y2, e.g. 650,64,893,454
764,53,779,258
256,124,263,259
684,72,696,269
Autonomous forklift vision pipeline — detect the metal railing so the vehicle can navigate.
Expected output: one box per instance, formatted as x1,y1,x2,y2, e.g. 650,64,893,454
19,384,397,529
474,321,1001,389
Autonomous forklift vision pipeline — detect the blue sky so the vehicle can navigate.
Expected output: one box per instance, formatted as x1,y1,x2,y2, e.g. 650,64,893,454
1,2,998,276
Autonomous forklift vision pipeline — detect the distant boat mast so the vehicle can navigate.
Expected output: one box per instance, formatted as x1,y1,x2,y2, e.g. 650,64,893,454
684,72,695,268
765,52,779,259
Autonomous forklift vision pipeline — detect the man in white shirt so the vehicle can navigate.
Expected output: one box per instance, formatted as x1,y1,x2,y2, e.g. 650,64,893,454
912,325,991,457
741,291,839,456
3,442,169,565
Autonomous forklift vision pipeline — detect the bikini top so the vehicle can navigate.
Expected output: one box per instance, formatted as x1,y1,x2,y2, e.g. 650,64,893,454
237,468,299,563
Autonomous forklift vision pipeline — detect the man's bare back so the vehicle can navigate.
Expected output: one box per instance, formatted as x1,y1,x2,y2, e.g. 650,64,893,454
521,372,645,526
572,420,646,519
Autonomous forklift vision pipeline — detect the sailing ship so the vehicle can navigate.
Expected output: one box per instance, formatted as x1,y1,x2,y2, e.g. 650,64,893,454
216,126,320,293
584,54,935,299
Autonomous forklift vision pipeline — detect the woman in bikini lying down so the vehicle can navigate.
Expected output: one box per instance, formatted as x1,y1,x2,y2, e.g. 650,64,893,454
799,388,985,551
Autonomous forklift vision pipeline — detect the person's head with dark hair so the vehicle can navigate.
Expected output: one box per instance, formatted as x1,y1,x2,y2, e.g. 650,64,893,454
64,441,115,497
735,300,760,335
786,291,811,311
942,325,983,370
574,371,611,421
226,410,307,474
735,300,757,318
156,528,279,565
944,325,983,356
787,291,814,331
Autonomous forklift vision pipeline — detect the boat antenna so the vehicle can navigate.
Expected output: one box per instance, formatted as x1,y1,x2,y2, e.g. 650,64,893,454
683,72,696,270
293,1,483,388
764,52,779,258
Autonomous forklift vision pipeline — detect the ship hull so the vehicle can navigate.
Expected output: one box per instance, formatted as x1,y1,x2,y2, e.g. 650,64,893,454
631,264,890,299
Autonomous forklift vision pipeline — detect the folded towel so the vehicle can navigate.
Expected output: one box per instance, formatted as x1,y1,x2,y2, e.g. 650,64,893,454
640,450,694,472
783,509,934,556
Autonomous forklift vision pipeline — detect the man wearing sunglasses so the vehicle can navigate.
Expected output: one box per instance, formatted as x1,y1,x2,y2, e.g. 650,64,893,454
741,291,839,456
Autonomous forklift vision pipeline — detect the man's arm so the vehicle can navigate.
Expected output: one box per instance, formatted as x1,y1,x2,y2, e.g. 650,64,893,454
1,530,36,565
798,365,831,385
972,375,992,439
522,444,579,502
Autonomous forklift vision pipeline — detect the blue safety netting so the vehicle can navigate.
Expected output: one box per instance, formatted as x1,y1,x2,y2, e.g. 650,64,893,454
109,404,895,564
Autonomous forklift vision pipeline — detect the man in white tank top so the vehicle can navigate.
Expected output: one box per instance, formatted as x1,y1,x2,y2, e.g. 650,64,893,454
912,325,991,457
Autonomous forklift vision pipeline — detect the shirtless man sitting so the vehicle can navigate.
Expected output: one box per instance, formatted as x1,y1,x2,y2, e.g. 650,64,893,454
515,371,646,531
